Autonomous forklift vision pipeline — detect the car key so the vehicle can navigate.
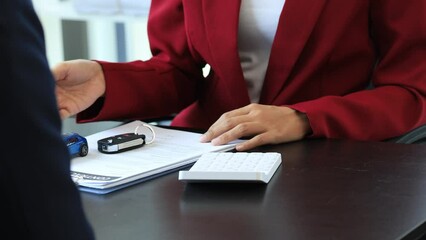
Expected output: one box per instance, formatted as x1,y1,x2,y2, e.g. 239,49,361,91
98,133,146,154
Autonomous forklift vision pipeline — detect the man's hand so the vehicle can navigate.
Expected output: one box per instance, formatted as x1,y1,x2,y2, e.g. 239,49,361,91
52,59,105,119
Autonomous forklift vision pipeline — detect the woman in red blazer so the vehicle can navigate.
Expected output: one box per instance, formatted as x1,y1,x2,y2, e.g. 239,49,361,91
54,0,426,151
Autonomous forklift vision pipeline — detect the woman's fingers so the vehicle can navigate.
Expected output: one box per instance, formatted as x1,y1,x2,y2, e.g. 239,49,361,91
201,104,312,150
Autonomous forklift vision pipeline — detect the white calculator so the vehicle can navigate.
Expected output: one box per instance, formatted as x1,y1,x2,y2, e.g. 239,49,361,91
178,152,282,183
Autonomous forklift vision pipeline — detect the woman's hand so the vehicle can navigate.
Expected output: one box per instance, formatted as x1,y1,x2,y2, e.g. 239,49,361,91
200,103,312,151
52,59,105,119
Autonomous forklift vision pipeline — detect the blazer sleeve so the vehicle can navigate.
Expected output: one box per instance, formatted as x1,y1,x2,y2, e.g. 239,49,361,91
290,0,426,140
77,0,205,123
0,1,94,239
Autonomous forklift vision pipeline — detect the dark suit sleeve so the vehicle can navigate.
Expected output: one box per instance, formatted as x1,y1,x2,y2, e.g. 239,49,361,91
0,1,94,239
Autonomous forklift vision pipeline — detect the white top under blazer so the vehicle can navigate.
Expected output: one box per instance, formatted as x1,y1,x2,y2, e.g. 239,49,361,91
238,0,286,103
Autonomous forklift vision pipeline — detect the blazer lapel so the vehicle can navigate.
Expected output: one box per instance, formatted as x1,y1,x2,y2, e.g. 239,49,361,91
260,0,327,104
201,0,250,108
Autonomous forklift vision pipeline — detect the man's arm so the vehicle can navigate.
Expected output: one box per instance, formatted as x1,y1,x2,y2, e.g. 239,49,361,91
0,0,94,239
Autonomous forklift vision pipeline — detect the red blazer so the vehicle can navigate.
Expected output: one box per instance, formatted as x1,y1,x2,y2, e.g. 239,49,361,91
79,0,426,141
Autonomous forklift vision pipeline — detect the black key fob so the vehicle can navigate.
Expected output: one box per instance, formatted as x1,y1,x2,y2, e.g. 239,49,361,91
98,133,146,154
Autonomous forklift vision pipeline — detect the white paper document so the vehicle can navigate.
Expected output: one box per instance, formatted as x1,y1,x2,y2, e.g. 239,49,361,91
71,121,242,194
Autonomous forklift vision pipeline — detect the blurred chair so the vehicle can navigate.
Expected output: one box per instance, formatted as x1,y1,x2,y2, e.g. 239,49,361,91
386,125,426,144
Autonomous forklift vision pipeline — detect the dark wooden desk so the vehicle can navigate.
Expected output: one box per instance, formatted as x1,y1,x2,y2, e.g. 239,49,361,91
81,139,426,240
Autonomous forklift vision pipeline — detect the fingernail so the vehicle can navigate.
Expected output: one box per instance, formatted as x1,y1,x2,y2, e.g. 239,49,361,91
235,145,243,151
200,134,208,142
211,138,220,146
